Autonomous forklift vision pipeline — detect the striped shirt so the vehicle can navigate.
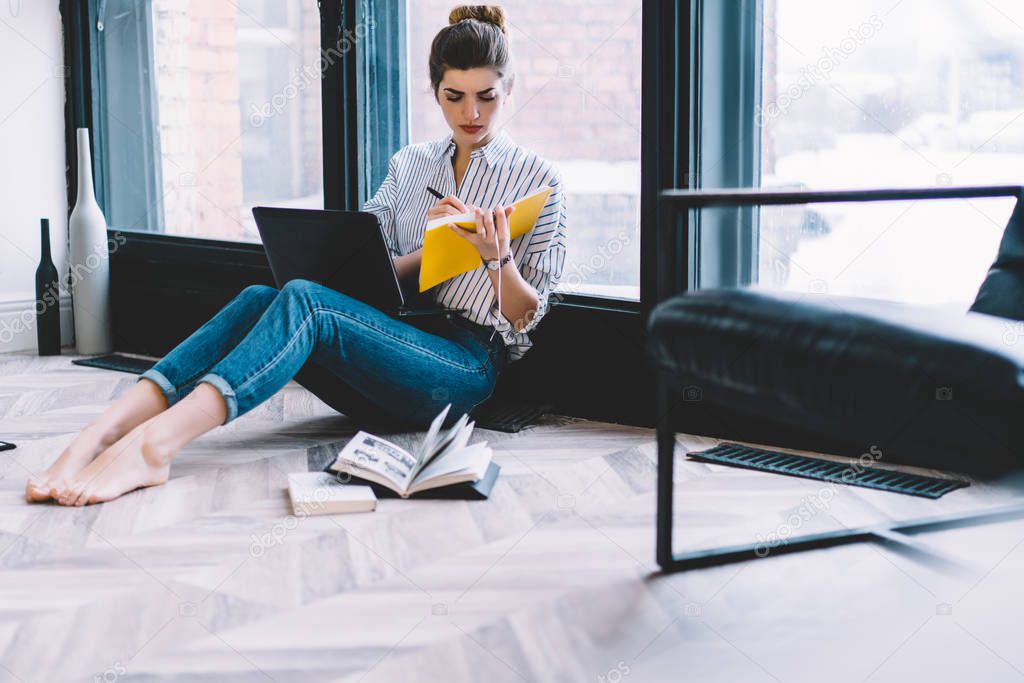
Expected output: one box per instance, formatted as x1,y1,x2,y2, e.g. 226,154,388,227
361,127,567,363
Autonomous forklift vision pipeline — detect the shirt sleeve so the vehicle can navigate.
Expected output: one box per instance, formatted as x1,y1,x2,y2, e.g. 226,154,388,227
489,169,567,339
361,153,402,259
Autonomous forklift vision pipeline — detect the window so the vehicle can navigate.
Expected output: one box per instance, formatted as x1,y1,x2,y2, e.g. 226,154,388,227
757,0,1022,306
405,1,643,300
66,0,672,416
94,0,322,242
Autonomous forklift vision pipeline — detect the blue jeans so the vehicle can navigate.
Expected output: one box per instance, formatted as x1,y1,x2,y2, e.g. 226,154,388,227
137,279,508,428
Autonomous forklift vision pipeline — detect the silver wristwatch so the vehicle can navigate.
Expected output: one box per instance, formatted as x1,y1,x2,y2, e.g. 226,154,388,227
482,253,512,271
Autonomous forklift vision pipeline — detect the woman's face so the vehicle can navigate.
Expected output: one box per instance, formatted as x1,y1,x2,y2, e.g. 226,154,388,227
436,67,510,149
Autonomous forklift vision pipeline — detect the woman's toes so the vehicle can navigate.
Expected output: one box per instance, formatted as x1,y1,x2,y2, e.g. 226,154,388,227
46,480,69,503
25,477,47,498
56,482,83,507
49,480,68,502
82,490,105,506
72,485,91,507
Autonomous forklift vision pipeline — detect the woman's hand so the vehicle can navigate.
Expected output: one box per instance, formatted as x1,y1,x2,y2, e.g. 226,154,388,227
449,204,515,261
427,195,469,222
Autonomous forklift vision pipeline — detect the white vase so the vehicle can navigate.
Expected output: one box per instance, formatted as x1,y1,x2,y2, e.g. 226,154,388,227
69,127,112,355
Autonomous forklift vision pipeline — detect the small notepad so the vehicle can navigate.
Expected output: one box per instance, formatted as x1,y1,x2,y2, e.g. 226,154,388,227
419,185,553,291
287,472,377,515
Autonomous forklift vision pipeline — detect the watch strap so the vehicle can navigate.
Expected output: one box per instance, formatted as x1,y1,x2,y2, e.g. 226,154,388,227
483,252,513,269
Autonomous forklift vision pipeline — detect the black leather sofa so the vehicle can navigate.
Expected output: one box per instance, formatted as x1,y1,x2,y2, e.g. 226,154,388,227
647,186,1024,477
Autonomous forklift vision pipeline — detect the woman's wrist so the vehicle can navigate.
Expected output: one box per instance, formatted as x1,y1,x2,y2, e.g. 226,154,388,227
394,247,424,283
479,245,511,261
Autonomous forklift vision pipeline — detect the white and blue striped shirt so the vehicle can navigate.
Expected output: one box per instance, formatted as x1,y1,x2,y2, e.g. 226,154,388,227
362,128,567,363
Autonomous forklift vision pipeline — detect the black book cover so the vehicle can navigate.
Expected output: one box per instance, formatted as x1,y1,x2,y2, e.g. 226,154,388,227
326,461,500,500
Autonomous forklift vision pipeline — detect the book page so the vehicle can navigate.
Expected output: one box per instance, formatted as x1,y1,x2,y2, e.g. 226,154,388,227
412,403,452,466
424,186,553,231
411,424,474,485
408,442,492,494
410,413,471,481
336,431,416,489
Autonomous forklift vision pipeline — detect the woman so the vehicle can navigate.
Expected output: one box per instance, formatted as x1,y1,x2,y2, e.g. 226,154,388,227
26,4,566,506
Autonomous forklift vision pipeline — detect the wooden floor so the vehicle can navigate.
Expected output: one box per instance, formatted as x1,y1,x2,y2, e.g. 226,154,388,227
3,350,1024,682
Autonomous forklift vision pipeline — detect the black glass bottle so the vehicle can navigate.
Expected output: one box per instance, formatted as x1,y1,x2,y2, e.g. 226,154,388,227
35,218,61,355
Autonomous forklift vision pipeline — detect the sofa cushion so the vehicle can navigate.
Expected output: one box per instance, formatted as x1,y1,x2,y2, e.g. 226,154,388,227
647,288,1024,474
972,199,1024,321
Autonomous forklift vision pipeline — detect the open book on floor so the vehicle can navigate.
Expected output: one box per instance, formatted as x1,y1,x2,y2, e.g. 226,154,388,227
326,403,500,499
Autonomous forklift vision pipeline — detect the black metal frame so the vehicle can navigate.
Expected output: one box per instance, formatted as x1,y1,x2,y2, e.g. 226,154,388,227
322,0,361,210
640,0,692,315
654,184,1024,572
689,0,762,289
60,0,94,293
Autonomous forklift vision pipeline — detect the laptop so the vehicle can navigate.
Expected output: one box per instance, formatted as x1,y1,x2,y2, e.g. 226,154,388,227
252,206,461,319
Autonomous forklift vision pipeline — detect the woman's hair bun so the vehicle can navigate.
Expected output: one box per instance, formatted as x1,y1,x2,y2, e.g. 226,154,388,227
448,5,507,37
430,4,512,94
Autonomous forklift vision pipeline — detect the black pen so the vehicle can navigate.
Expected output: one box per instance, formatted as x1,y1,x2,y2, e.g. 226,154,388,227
426,186,445,200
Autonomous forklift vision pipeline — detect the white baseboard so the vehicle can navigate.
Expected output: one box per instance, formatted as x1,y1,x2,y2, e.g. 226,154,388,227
0,295,75,354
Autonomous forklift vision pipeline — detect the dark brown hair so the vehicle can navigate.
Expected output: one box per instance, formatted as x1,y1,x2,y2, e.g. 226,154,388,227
429,5,514,99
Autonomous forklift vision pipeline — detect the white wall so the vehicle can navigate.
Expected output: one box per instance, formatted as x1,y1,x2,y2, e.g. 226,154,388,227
0,0,73,353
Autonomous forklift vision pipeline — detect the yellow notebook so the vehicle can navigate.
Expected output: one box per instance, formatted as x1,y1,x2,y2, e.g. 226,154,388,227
419,185,554,292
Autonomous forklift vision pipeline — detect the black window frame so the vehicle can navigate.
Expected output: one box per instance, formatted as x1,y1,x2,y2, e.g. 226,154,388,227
59,0,695,427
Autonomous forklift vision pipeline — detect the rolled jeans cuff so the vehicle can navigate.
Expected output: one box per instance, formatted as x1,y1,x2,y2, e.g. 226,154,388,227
137,368,180,407
197,372,238,425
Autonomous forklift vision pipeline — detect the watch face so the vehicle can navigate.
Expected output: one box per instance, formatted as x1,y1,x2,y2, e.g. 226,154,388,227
484,255,508,270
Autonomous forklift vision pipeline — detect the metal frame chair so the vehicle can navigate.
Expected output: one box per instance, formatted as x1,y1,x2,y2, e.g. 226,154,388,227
653,185,1024,572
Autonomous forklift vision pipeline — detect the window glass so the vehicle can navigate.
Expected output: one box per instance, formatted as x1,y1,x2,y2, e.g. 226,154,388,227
99,1,323,241
406,1,643,300
759,0,1020,306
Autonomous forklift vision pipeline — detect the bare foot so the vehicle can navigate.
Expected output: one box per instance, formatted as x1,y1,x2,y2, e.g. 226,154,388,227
25,423,122,502
54,421,174,507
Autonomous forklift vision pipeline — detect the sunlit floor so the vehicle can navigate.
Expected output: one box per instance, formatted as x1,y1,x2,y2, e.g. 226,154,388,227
2,350,1024,682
